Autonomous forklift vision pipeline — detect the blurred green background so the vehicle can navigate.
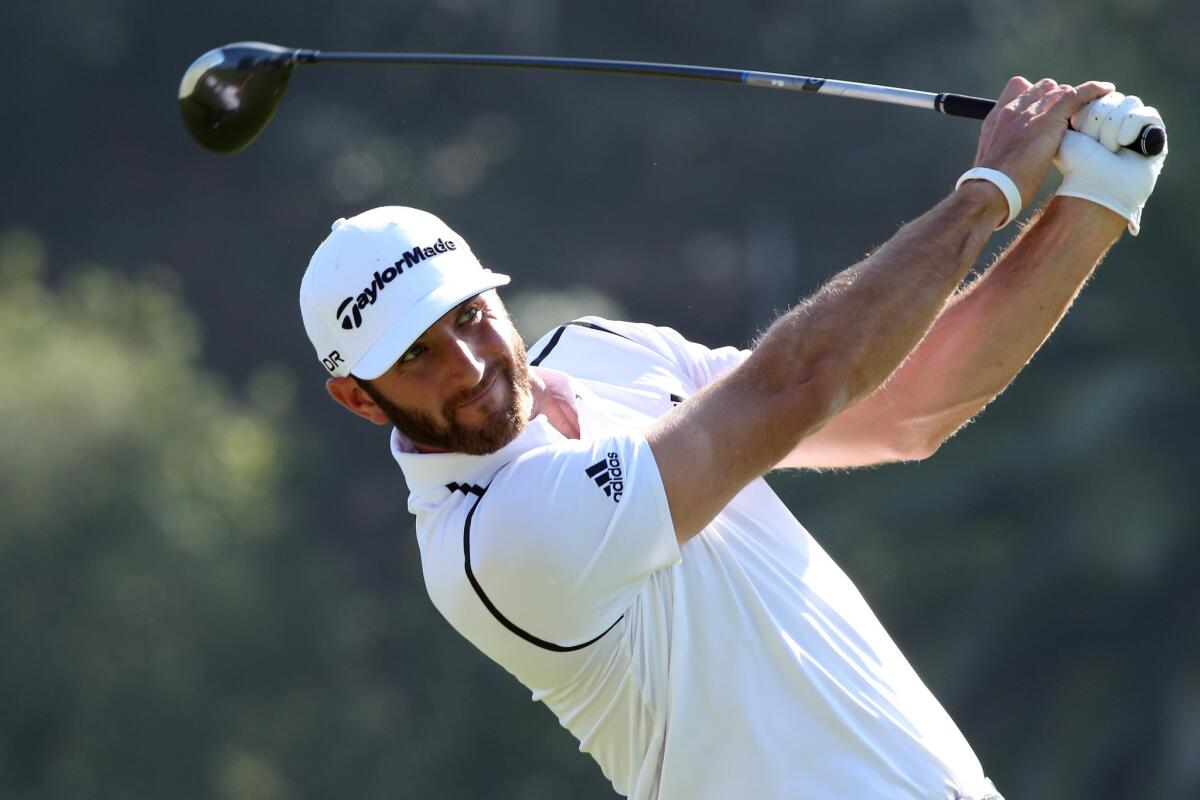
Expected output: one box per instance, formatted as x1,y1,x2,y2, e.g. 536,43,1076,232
3,1,1197,798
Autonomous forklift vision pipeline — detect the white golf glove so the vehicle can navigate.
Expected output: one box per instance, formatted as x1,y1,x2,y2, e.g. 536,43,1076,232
1054,91,1166,235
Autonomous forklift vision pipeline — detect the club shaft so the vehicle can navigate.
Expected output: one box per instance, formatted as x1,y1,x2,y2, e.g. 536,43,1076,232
303,50,748,84
295,50,1165,156
303,50,941,111
744,73,941,111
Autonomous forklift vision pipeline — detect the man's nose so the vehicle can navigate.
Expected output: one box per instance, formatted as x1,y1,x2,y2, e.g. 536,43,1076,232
444,336,486,387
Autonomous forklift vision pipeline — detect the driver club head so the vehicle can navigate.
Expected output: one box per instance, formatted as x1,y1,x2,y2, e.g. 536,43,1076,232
179,42,304,154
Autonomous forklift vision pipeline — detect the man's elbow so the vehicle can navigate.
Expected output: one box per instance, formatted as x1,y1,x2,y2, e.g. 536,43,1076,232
903,436,942,462
890,399,997,462
886,423,946,463
903,414,987,461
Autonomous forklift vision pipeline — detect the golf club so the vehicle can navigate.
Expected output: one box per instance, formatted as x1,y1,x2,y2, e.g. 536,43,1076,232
179,41,1167,157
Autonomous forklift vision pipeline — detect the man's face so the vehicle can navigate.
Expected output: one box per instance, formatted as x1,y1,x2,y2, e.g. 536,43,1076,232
353,291,532,455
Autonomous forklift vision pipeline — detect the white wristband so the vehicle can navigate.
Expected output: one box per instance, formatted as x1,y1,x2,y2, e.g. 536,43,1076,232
955,167,1022,229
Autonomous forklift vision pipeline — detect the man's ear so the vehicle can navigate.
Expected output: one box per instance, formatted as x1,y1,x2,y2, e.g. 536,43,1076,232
326,376,390,425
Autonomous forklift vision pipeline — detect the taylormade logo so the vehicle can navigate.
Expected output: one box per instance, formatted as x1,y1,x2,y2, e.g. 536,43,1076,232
335,238,458,330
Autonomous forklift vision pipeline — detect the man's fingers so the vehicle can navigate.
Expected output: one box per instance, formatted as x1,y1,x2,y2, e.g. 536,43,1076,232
1118,105,1165,149
1075,80,1117,104
1056,83,1166,155
1091,92,1131,151
997,75,1033,107
1015,77,1058,111
1101,95,1142,151
1030,78,1059,95
1063,81,1116,126
1082,91,1125,139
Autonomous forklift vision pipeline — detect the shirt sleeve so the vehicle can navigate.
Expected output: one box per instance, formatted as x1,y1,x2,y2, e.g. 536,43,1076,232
465,430,680,649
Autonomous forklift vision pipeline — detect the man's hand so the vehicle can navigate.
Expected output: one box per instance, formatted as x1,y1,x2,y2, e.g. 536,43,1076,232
974,77,1115,208
1055,92,1167,235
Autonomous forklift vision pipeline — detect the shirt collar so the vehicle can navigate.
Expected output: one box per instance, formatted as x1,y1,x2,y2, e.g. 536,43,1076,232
389,367,581,512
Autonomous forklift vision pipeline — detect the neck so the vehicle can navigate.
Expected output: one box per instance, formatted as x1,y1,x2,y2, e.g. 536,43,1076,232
529,366,581,440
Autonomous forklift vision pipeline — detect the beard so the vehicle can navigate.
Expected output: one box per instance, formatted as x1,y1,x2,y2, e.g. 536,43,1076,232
358,331,533,456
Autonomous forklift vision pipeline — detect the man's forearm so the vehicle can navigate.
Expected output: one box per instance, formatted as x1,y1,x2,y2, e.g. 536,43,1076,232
868,196,1126,447
650,78,1119,539
649,184,1004,538
747,182,1006,423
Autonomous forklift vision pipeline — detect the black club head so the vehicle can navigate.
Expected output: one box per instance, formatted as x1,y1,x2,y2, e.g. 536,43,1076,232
179,42,304,154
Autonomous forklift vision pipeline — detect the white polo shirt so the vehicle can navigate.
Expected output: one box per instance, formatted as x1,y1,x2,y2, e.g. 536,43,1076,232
391,318,1001,800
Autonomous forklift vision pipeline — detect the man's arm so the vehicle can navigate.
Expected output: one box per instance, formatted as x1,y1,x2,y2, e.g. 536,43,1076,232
778,195,1126,469
646,77,1113,543
779,88,1167,470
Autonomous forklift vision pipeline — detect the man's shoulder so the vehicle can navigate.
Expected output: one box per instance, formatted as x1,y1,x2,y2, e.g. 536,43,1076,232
528,316,649,349
417,428,677,654
528,317,697,369
528,316,749,394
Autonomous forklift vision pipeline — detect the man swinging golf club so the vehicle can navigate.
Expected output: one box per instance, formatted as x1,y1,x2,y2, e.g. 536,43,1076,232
300,78,1165,799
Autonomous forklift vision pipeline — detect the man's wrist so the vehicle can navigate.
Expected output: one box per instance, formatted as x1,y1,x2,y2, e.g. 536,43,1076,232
954,180,1010,230
1043,195,1129,239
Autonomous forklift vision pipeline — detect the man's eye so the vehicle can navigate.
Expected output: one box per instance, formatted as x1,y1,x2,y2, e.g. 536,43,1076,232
399,345,425,364
460,305,482,324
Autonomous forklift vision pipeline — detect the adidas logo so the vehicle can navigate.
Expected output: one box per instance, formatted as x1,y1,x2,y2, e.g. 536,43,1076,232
585,452,624,503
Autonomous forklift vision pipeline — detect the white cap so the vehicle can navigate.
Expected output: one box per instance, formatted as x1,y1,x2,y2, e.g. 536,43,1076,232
300,207,510,379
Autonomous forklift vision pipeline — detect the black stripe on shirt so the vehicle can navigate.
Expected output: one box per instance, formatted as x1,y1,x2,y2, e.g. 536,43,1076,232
528,320,632,366
462,486,623,653
529,325,567,367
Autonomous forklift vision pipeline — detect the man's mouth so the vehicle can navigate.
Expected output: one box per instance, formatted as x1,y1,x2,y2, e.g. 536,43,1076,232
453,371,501,411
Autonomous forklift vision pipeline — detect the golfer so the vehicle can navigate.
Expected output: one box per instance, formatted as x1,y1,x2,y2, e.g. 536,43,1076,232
300,78,1165,799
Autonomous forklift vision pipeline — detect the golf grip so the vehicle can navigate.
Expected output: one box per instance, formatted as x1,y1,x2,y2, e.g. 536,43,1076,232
936,93,1166,156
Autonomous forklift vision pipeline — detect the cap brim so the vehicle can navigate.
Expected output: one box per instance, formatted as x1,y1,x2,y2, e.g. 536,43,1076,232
349,270,511,380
